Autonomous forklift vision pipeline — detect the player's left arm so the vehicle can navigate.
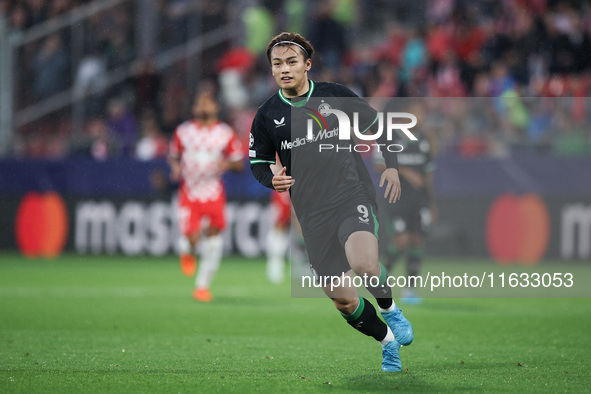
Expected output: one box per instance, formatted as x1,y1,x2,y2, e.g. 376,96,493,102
378,143,402,203
370,120,401,203
341,86,400,203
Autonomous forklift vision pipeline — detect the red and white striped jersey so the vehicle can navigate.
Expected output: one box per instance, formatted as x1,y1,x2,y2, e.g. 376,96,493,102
170,120,243,202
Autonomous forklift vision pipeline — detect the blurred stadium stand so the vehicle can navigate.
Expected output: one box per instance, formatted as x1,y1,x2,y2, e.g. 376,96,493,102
0,0,590,261
0,0,590,158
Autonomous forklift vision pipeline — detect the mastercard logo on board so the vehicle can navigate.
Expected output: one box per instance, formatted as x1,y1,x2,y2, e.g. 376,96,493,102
485,193,550,266
15,192,68,258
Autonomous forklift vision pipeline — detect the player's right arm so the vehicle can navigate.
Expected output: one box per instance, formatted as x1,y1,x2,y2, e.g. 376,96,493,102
169,156,181,182
271,166,294,192
168,126,183,182
269,153,283,176
249,111,294,192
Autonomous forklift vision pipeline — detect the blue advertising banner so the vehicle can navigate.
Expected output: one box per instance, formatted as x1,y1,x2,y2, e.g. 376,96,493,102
1,157,591,198
0,157,590,261
0,158,270,200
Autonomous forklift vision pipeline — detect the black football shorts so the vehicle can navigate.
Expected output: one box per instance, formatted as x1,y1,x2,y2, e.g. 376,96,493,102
303,199,379,279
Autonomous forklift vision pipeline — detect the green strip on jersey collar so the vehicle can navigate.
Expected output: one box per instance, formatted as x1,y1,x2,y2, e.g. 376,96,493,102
278,80,315,108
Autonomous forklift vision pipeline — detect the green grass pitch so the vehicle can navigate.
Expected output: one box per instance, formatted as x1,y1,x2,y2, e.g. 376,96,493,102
1,254,590,393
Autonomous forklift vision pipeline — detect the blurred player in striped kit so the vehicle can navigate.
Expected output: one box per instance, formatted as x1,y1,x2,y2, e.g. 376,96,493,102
169,92,243,302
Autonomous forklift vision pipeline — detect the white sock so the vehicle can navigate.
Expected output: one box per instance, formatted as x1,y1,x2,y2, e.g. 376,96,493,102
266,227,288,283
380,327,395,346
193,242,202,256
378,302,397,314
195,235,224,289
178,236,191,255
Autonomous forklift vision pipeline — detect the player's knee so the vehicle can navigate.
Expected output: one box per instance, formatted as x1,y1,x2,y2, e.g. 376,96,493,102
332,297,358,315
350,258,380,278
346,236,379,277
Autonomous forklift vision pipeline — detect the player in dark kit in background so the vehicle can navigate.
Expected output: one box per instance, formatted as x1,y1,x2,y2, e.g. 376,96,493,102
249,32,414,372
374,126,436,305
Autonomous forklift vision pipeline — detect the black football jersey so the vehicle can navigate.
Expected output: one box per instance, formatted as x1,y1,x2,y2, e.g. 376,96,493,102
249,80,396,233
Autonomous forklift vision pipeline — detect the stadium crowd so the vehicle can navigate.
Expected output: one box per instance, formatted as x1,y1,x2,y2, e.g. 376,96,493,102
2,0,591,158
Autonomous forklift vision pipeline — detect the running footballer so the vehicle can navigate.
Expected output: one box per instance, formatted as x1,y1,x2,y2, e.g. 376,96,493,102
249,32,414,372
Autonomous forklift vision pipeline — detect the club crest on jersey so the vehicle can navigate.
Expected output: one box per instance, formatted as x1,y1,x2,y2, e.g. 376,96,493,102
274,117,286,128
318,100,332,117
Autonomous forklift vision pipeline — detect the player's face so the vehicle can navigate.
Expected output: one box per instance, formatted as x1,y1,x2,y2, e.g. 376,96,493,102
192,95,218,121
270,45,311,94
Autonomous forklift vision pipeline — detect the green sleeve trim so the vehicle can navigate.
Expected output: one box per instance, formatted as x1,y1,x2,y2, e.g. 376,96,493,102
250,159,276,164
341,296,364,322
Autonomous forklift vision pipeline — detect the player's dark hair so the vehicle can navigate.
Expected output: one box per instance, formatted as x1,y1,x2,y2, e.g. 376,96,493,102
266,32,315,64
